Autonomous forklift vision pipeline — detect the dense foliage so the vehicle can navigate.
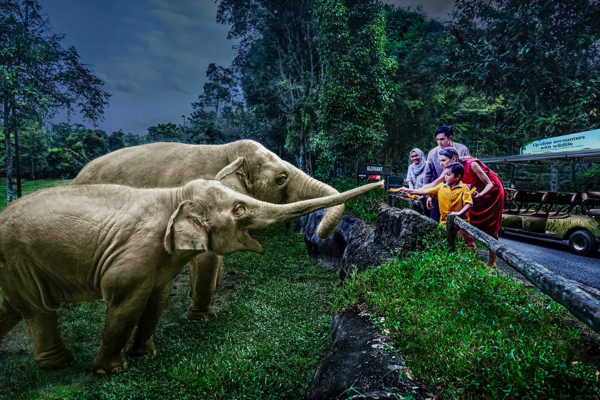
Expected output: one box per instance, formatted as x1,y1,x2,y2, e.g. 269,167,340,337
4,0,600,195
0,0,110,198
447,0,600,156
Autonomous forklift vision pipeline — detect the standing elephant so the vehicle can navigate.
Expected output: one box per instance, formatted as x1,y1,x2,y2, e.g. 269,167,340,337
0,179,382,374
73,140,344,320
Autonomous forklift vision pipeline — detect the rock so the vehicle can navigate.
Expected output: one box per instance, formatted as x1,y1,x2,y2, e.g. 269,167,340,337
373,205,439,255
342,205,438,277
300,210,368,270
302,310,423,400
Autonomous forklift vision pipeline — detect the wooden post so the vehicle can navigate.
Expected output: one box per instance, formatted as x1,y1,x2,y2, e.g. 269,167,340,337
446,214,460,252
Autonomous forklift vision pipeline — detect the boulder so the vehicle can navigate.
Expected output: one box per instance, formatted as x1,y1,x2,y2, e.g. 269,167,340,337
342,205,439,277
299,210,369,270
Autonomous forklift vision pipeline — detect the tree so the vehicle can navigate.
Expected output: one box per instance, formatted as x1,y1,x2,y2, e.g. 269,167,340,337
314,0,397,166
108,130,125,152
217,0,323,172
193,63,238,117
0,0,110,202
145,123,180,143
447,0,600,152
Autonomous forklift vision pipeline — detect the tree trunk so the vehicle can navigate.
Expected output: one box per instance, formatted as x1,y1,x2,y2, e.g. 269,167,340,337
298,142,306,173
30,129,35,180
14,120,22,197
3,101,13,204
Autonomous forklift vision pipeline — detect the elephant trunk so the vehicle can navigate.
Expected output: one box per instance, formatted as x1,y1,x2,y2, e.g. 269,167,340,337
248,181,383,230
283,163,344,239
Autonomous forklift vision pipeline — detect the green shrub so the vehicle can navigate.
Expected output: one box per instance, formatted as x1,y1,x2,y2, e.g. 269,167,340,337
576,165,600,192
334,234,600,399
328,176,406,224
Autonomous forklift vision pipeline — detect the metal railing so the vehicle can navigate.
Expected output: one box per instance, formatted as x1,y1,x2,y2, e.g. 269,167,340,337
446,214,600,335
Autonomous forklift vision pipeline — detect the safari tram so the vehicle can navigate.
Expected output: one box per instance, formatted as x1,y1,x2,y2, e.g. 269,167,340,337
482,147,600,256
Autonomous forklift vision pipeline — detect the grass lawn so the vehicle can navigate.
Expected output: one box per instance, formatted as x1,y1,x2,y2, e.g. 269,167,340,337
334,234,600,399
0,179,73,209
0,176,339,399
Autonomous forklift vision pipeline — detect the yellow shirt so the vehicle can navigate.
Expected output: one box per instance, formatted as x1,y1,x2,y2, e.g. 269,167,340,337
426,181,473,225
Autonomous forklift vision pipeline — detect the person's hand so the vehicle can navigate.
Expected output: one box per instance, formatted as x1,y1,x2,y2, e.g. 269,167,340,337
427,197,433,210
413,195,422,201
450,211,462,215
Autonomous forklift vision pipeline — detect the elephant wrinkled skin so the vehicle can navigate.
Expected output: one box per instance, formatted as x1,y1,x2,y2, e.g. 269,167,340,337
0,179,383,374
73,140,344,320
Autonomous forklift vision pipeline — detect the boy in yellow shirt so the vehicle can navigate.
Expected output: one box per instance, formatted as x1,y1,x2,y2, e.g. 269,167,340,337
401,163,475,249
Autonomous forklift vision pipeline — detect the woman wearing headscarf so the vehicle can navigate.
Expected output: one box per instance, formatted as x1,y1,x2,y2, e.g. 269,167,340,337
406,148,428,215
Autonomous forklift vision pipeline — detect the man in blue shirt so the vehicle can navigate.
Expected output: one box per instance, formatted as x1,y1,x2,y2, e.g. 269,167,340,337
423,125,470,222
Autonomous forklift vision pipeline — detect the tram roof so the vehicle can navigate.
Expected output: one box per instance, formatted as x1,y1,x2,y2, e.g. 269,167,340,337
480,148,600,165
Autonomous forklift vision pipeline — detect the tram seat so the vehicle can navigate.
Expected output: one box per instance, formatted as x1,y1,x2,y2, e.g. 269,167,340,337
503,188,517,212
519,191,549,216
581,191,600,216
504,190,524,214
548,192,581,220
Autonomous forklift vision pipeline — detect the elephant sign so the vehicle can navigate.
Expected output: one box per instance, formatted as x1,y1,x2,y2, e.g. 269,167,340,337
0,179,383,374
73,140,344,321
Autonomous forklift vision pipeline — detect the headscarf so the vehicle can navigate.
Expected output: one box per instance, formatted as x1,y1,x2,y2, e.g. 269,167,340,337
407,148,426,189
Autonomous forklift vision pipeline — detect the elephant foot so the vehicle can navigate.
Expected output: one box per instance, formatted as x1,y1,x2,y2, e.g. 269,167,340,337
93,354,128,375
126,340,157,359
35,347,75,369
187,306,217,321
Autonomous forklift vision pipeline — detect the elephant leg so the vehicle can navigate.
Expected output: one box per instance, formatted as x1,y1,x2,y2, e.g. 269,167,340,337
0,296,23,346
187,252,223,321
25,312,75,369
126,281,173,359
93,276,152,375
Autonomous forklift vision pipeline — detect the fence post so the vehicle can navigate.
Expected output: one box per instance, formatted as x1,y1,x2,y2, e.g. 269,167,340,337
446,214,460,252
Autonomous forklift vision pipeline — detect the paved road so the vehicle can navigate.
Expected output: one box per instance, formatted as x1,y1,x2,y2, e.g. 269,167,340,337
498,231,600,290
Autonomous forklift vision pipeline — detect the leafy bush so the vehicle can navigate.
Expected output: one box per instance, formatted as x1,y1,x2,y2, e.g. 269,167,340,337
576,165,600,192
333,234,600,399
328,176,406,224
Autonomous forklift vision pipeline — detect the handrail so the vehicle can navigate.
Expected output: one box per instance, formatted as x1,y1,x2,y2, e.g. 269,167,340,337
446,214,600,335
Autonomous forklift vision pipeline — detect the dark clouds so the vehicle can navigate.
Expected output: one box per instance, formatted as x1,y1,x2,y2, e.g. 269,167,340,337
42,0,453,135
386,0,455,19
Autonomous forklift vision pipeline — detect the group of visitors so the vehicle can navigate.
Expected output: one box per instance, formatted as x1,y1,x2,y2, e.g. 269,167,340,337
401,125,504,268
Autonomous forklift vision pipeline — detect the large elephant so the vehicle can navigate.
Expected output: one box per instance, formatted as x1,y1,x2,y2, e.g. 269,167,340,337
0,179,382,374
73,140,344,320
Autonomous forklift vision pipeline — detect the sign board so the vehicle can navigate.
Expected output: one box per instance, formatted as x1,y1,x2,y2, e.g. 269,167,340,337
355,163,392,183
522,129,600,155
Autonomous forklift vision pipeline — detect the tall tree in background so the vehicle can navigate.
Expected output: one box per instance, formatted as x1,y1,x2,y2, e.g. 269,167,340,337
217,0,323,172
314,0,397,167
0,0,110,202
448,0,600,152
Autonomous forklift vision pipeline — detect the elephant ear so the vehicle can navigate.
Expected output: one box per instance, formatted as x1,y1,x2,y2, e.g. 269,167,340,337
164,201,210,254
215,157,250,195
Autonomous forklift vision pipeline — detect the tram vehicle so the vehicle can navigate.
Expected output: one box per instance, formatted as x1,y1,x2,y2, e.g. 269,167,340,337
482,148,600,256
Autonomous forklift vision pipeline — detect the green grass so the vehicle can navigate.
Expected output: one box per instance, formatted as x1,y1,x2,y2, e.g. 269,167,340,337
0,224,339,399
333,232,600,399
0,179,73,209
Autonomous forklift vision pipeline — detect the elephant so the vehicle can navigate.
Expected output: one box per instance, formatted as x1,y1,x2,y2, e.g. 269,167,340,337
73,140,344,321
0,178,383,374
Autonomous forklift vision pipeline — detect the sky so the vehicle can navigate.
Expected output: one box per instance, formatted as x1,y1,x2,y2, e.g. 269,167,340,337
42,0,455,136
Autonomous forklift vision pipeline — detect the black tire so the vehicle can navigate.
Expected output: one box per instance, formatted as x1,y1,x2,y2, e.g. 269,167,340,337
568,230,599,256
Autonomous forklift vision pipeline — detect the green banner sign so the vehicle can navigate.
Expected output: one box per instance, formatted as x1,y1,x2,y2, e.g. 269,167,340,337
522,129,600,154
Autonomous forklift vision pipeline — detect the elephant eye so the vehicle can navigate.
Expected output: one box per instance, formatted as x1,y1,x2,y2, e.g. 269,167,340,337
233,204,246,218
275,173,288,186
